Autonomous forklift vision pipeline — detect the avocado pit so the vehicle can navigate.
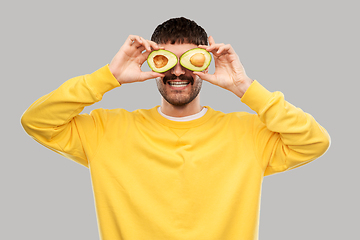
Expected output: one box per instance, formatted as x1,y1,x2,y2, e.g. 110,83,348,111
190,53,205,67
153,55,168,68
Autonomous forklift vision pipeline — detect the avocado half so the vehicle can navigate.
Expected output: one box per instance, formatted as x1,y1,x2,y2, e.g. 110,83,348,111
147,50,178,73
180,48,211,72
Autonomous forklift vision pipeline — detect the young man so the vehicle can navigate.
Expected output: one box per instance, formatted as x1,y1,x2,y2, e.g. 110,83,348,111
21,17,330,240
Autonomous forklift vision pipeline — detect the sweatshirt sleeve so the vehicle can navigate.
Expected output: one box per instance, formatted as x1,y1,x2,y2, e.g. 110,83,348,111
241,81,330,176
21,65,120,167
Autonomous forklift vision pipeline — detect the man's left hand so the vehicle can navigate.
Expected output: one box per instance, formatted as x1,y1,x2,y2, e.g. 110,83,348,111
194,36,253,98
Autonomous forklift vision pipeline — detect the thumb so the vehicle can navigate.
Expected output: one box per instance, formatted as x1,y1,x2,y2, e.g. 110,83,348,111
139,71,164,82
194,71,217,85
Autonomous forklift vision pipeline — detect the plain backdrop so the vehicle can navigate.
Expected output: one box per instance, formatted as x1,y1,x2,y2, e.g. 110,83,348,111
1,0,359,239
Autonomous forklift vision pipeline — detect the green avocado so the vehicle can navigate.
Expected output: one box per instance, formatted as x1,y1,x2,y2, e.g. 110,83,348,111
180,48,211,72
147,50,178,73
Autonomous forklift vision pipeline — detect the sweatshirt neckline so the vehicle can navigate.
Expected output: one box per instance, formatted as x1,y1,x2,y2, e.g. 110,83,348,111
157,107,208,122
151,106,214,128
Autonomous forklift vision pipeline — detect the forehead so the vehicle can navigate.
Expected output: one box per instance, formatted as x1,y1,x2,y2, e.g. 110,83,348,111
158,43,198,56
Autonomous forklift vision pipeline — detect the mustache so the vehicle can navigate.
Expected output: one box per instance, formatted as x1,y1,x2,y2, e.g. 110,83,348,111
163,74,193,84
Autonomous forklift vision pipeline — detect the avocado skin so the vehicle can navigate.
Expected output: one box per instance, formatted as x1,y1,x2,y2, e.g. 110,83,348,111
180,48,211,72
147,50,178,73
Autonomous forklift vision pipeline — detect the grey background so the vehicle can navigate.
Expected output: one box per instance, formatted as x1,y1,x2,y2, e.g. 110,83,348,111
1,0,358,239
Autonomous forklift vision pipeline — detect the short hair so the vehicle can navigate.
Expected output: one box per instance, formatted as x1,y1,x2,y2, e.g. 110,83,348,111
151,17,208,46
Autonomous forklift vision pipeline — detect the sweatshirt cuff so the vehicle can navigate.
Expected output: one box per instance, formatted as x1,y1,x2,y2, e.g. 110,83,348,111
241,80,273,114
86,65,121,98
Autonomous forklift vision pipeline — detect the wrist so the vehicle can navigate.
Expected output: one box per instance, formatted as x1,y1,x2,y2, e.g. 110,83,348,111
232,77,254,98
87,65,121,96
108,61,123,85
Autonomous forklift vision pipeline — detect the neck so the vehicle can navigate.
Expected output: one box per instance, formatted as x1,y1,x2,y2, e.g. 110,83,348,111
160,96,202,117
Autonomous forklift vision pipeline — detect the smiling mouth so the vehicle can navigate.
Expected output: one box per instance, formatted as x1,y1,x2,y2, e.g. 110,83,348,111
167,81,191,88
163,74,193,85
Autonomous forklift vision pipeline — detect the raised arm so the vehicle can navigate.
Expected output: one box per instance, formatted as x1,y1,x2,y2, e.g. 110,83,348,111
21,35,163,167
196,36,330,175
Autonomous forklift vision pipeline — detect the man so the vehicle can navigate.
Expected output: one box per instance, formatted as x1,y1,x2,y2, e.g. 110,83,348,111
21,17,330,240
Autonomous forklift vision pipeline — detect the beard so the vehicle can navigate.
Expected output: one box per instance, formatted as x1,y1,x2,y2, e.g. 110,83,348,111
156,74,203,107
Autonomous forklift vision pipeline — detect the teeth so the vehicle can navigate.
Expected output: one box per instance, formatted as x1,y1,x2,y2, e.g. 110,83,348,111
168,81,189,87
169,81,188,85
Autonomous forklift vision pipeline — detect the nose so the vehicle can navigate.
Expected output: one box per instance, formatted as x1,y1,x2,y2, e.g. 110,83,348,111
171,61,185,76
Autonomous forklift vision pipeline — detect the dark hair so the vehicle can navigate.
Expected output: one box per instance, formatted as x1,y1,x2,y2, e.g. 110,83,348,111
151,17,208,45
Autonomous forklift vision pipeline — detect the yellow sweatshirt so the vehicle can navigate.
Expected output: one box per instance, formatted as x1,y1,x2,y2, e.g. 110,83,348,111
21,65,330,240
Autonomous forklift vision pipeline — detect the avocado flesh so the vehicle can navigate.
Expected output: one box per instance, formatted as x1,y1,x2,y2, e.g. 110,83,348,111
180,48,211,72
147,50,178,73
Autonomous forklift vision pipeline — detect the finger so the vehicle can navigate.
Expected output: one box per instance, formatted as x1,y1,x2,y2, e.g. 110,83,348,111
208,36,215,46
204,36,217,51
128,35,142,44
216,44,232,55
128,35,143,48
206,42,225,53
147,40,164,51
139,38,152,52
138,39,163,52
193,71,217,84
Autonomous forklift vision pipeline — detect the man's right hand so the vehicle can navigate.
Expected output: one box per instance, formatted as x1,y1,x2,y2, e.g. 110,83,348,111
109,35,165,85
